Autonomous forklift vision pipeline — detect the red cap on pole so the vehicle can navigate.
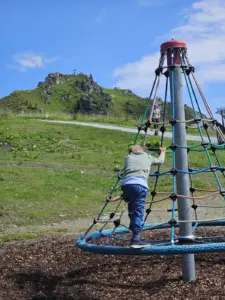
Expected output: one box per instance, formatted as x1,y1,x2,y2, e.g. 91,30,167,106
160,40,187,66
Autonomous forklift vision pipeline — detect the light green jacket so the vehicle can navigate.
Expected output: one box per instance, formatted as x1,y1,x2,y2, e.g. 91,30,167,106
123,151,165,181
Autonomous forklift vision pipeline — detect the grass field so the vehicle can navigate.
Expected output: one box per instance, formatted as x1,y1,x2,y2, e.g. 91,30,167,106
0,116,224,242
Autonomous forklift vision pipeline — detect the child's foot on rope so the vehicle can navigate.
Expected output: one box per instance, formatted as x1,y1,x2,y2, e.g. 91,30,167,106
130,239,151,249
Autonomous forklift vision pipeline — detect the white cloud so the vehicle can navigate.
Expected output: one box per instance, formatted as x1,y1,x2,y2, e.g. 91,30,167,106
113,53,160,96
9,51,58,72
113,0,225,97
96,7,107,23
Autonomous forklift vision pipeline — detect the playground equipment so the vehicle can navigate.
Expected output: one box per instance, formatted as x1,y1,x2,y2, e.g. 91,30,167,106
76,40,225,282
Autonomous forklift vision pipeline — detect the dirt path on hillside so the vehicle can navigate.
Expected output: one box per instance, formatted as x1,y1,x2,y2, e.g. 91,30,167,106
42,120,218,143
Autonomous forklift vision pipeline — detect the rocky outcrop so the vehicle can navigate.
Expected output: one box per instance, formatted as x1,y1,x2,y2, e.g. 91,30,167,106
122,89,133,96
78,92,112,115
73,77,102,94
38,73,64,88
78,94,96,113
73,74,112,114
37,72,112,113
60,94,72,102
38,73,65,99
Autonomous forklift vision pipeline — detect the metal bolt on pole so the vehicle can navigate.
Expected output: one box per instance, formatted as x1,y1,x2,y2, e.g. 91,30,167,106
161,40,196,282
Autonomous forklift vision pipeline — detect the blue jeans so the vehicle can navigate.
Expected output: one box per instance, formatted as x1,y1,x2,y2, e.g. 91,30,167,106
122,184,148,239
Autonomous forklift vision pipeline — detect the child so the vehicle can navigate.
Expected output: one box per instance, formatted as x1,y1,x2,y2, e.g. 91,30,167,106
121,145,166,248
152,104,161,135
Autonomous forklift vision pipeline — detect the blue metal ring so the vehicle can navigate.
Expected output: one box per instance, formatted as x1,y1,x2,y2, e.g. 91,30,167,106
76,221,225,256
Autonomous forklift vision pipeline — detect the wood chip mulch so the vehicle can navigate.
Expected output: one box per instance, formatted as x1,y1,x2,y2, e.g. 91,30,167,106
1,229,225,300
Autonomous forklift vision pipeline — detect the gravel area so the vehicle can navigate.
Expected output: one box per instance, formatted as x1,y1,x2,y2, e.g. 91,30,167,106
1,230,225,300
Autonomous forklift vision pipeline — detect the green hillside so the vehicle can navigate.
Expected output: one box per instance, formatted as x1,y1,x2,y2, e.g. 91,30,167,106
0,72,195,121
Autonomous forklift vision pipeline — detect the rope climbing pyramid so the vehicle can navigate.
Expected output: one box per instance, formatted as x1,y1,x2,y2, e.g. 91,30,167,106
76,40,225,281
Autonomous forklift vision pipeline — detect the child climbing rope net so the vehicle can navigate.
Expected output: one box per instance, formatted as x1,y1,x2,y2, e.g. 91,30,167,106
76,40,225,258
120,144,166,248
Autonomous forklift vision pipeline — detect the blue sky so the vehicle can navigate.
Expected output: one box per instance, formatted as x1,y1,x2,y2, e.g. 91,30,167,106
1,0,225,119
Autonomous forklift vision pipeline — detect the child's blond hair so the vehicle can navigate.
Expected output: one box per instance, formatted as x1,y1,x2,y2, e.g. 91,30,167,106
128,145,148,154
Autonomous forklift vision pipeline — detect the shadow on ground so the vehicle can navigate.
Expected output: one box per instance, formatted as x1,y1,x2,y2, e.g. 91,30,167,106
1,233,225,300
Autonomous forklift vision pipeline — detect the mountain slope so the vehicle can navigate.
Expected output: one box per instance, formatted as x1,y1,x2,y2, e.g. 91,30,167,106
0,72,195,121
